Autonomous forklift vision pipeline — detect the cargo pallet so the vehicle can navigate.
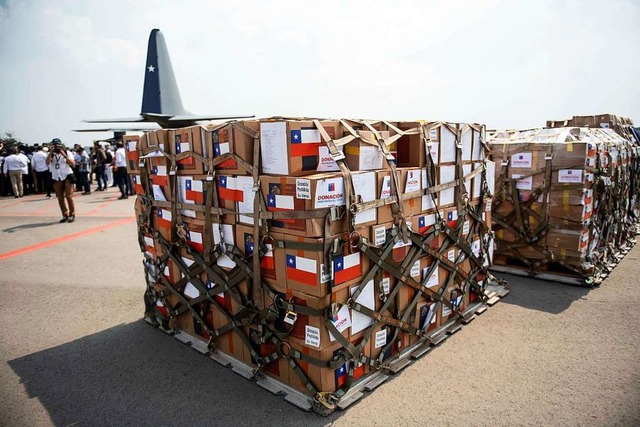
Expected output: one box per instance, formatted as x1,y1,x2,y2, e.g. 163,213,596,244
145,282,509,415
491,240,636,287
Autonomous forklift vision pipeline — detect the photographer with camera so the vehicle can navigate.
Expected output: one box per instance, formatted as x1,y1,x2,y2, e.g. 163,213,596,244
46,138,76,223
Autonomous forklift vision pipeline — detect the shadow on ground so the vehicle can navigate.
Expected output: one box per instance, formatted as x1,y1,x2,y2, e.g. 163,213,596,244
8,320,340,427
2,222,59,233
493,272,591,314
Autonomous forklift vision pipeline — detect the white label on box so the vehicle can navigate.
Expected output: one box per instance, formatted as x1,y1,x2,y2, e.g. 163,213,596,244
440,126,456,163
427,141,439,164
374,226,387,246
405,169,421,193
472,129,482,161
329,304,352,342
425,304,437,326
423,267,439,288
352,172,377,225
305,325,321,348
213,224,236,269
511,152,532,168
485,199,492,211
314,177,345,208
296,179,311,200
351,280,375,334
422,195,436,211
183,282,199,299
472,239,481,257
237,176,256,225
411,260,420,278
513,174,533,190
374,329,387,349
463,220,470,236
486,161,496,195
442,304,452,318
461,130,472,161
317,146,341,172
421,168,429,188
320,263,330,284
359,145,384,170
448,249,456,262
260,122,289,175
152,184,167,201
382,277,390,295
558,169,583,183
440,165,456,205
381,176,391,198
463,164,472,194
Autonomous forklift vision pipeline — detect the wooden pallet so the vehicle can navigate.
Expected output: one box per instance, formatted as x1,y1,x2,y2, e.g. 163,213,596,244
144,282,509,416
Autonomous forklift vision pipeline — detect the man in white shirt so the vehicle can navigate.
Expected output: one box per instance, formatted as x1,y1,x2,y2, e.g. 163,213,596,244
114,141,129,199
46,138,76,223
2,147,27,197
31,146,52,198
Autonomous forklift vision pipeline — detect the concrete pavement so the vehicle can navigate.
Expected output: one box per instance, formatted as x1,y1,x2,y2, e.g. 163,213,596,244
0,190,638,426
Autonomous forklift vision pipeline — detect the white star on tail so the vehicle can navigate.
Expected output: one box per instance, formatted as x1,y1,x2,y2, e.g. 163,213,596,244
148,65,155,72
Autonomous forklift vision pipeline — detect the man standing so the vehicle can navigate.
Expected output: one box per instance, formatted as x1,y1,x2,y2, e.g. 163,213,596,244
32,146,51,197
76,146,91,195
47,138,76,223
93,142,108,191
114,141,129,199
2,147,27,198
18,148,31,195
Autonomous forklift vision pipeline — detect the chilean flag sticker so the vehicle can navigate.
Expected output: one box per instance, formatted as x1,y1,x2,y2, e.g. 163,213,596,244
218,176,244,202
290,128,322,157
332,252,361,284
261,243,275,270
418,214,436,234
446,210,458,228
185,179,204,204
133,175,144,194
157,209,172,229
285,254,317,286
185,229,204,252
152,165,168,186
266,194,295,221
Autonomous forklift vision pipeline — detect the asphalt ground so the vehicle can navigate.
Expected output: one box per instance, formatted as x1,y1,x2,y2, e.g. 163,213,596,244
0,189,639,426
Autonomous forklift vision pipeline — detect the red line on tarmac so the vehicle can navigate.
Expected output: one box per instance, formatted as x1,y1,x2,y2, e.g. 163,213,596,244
0,217,135,261
86,195,120,216
0,199,25,210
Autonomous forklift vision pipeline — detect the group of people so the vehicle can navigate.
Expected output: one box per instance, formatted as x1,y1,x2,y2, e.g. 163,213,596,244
0,139,135,223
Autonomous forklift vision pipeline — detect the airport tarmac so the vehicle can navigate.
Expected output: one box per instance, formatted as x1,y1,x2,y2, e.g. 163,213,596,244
0,189,639,426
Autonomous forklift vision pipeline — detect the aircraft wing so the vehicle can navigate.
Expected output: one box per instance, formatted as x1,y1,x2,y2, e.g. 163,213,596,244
73,127,159,133
83,116,147,123
167,114,255,122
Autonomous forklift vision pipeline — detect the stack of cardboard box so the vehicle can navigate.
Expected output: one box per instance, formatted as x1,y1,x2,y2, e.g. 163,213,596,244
135,118,496,401
488,127,637,282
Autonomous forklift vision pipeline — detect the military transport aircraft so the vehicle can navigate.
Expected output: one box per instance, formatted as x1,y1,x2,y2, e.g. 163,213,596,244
74,28,252,134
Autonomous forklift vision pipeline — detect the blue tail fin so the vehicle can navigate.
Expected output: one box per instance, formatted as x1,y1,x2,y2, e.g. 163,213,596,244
141,29,186,115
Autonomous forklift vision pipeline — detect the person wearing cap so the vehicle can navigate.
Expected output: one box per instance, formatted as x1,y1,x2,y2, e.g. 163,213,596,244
46,138,76,223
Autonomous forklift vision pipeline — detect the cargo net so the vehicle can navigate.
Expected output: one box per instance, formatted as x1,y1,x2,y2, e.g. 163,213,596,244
488,127,640,285
134,119,502,413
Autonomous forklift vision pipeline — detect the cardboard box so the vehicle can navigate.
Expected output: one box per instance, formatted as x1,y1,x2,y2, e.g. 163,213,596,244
260,173,349,238
268,231,369,298
171,126,210,175
209,121,258,175
259,120,342,176
345,130,391,171
395,122,425,167
152,207,173,243
146,155,172,203
283,287,350,350
287,337,369,395
377,168,424,223
216,174,255,226
123,134,140,172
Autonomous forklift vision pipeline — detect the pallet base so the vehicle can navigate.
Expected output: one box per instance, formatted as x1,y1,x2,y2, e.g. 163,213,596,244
144,282,509,415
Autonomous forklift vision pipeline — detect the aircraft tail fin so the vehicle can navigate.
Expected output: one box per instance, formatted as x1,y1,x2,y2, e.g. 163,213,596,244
141,29,186,116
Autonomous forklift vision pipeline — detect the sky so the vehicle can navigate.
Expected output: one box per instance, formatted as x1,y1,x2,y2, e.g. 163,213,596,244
1,0,639,145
